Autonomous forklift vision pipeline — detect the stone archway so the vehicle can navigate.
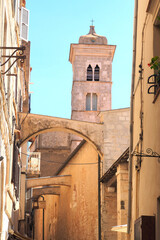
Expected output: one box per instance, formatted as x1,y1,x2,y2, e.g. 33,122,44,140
18,112,104,156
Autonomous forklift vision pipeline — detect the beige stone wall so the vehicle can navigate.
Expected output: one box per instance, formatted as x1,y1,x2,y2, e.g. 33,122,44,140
101,108,130,172
102,186,117,240
117,163,128,240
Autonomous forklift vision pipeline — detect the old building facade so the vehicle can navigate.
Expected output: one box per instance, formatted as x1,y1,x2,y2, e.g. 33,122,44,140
128,0,160,239
0,0,31,239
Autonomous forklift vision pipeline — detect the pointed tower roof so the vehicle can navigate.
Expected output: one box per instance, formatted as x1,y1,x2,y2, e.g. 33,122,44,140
79,26,107,45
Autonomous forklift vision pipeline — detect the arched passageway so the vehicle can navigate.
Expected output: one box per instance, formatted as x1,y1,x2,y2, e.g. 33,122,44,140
18,112,104,156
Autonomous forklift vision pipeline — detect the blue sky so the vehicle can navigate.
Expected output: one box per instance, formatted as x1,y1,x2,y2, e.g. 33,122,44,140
26,0,134,119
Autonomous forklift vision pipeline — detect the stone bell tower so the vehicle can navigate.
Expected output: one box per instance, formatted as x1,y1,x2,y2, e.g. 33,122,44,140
69,25,116,123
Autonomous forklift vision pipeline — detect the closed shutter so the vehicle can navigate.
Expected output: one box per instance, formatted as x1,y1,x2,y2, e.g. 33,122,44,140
92,93,97,111
86,93,91,110
20,7,29,42
12,137,20,200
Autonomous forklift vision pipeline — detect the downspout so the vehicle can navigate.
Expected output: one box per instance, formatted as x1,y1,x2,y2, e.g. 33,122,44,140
98,154,101,240
127,0,138,234
40,195,45,240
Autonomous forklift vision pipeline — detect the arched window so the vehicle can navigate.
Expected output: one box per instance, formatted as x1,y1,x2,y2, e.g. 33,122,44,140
94,65,100,81
86,93,97,111
87,65,93,81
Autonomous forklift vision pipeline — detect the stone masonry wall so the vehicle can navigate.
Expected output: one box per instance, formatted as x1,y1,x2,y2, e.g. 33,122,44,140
102,185,117,240
73,55,112,82
71,55,112,123
117,163,129,240
101,108,130,172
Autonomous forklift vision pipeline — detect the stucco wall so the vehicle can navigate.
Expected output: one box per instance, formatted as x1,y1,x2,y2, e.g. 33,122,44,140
47,142,99,240
130,0,160,239
34,195,59,240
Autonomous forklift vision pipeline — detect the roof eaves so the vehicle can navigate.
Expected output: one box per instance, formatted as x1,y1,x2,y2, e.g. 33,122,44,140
100,147,129,183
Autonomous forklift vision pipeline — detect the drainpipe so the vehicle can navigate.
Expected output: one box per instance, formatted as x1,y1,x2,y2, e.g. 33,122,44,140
127,0,138,234
98,154,101,240
40,195,44,240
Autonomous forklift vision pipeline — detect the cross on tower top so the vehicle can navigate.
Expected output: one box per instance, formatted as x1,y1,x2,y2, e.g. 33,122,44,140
91,19,94,26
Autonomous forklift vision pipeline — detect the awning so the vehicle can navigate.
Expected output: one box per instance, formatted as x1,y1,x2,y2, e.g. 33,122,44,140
111,224,127,233
8,230,32,240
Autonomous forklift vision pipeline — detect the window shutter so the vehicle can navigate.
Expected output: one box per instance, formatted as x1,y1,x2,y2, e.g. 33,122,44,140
86,93,91,110
92,93,97,111
20,7,29,42
16,0,20,25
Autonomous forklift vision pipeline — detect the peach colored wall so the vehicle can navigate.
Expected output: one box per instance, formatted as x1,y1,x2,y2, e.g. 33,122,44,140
34,195,59,240
56,142,99,240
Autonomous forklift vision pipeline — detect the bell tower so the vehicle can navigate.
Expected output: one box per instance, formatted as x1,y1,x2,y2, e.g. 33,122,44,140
69,25,116,123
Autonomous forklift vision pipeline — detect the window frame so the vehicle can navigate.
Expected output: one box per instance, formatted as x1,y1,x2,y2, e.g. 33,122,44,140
86,93,98,111
86,64,100,81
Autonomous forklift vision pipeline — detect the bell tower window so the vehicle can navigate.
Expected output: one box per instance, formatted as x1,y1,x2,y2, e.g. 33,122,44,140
92,93,97,110
86,93,91,110
87,65,93,81
86,93,97,111
94,65,99,81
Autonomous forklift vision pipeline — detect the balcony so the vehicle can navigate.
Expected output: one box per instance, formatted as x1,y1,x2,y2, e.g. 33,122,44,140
26,152,41,178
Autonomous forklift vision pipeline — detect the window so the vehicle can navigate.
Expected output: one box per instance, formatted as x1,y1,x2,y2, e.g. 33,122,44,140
20,7,29,42
86,93,91,110
94,65,100,81
120,200,125,209
87,65,93,81
87,64,100,81
86,93,97,111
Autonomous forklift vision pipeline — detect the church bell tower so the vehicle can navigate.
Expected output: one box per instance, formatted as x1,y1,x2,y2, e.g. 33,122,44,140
69,25,116,123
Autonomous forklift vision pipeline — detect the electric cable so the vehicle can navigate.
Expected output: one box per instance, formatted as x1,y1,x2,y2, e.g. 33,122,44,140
20,151,100,165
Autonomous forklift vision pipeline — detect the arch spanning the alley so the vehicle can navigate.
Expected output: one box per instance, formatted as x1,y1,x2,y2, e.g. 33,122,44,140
18,113,104,156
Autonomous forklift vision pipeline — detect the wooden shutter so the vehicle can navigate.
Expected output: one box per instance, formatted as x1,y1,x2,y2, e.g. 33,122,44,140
20,7,29,42
12,136,20,200
92,93,97,111
86,93,91,110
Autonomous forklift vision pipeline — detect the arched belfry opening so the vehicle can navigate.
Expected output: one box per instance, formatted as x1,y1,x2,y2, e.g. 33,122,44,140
94,65,100,81
87,64,93,81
